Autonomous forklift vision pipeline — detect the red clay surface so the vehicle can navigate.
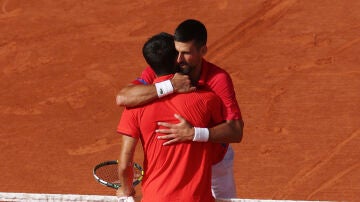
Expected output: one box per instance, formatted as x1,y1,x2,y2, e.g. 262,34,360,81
0,0,359,201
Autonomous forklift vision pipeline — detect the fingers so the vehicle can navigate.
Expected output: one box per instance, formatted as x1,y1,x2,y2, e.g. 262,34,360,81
155,128,173,134
157,134,182,146
172,74,190,91
157,134,175,140
157,122,174,128
158,134,189,145
155,114,193,145
174,114,185,122
117,196,135,202
171,73,196,93
157,114,185,127
162,139,179,146
189,86,196,92
177,86,196,93
116,187,135,199
156,114,183,131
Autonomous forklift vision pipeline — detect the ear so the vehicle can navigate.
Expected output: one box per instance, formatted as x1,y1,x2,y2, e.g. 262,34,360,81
200,45,207,56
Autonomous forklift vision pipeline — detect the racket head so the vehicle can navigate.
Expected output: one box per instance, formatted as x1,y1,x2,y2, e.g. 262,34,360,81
93,160,144,190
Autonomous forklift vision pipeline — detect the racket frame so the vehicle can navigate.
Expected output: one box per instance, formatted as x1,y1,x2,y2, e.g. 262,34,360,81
93,160,144,189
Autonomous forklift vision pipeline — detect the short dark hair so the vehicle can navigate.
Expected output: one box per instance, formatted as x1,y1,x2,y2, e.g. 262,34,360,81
174,19,207,48
142,32,178,76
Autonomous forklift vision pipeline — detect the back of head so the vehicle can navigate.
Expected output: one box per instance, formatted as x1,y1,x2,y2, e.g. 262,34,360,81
174,19,207,48
142,32,178,76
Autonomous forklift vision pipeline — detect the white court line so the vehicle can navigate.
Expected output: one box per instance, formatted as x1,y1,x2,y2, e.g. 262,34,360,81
216,199,330,202
0,192,330,202
0,192,118,202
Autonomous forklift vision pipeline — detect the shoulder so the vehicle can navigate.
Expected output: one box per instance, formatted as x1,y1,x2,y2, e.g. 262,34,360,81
172,90,218,103
122,106,142,117
139,66,156,84
204,60,231,80
203,61,233,89
191,90,221,105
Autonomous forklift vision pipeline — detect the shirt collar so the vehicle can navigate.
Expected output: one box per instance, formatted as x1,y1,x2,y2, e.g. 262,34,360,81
197,58,209,86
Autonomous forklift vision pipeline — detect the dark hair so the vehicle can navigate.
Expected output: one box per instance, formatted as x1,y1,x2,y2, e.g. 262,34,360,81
142,32,178,76
174,19,207,48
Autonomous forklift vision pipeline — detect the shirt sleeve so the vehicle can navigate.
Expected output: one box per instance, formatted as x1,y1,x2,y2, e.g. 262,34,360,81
210,71,242,120
131,66,157,85
117,108,141,138
207,94,225,126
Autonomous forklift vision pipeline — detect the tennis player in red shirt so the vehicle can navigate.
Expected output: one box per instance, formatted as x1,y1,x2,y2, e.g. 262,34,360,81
116,33,227,202
116,19,243,198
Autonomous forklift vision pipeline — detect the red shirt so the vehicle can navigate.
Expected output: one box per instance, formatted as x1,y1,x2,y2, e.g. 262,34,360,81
118,75,225,202
133,59,242,120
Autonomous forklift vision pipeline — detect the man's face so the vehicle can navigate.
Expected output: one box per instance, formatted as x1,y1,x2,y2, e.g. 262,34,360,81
174,40,204,77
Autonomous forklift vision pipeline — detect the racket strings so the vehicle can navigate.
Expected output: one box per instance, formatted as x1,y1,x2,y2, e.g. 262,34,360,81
96,164,120,185
95,163,143,185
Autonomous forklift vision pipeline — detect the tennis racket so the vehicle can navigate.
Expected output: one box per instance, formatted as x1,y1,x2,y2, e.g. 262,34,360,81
93,160,144,189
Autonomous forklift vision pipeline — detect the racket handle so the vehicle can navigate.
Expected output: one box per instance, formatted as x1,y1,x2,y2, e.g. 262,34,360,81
117,196,135,202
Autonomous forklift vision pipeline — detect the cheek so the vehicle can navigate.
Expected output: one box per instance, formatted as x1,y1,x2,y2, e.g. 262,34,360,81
184,55,191,61
184,55,197,63
188,55,201,65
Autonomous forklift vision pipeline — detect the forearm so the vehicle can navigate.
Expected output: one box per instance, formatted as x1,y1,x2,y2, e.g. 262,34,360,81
117,135,138,196
157,115,244,145
208,119,243,143
118,161,134,193
116,73,194,107
116,84,158,107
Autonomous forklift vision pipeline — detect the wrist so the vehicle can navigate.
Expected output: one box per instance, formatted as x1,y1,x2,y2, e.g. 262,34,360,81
193,127,209,142
155,80,174,98
169,79,176,92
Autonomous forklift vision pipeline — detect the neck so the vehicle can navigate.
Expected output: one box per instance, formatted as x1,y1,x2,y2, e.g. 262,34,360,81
190,59,202,85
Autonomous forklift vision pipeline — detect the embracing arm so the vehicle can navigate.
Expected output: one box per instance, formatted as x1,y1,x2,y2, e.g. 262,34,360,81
116,84,158,107
116,73,195,108
116,135,138,197
208,119,243,143
157,114,243,145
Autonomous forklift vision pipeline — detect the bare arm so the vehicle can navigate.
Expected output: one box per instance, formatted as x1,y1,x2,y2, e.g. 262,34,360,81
116,135,138,197
116,73,195,107
116,84,158,107
157,114,243,145
208,119,243,143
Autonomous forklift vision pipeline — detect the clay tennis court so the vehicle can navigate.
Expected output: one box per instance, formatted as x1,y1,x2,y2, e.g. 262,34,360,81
0,0,359,201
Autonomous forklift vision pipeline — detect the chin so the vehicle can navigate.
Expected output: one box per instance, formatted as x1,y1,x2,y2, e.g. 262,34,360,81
180,67,191,75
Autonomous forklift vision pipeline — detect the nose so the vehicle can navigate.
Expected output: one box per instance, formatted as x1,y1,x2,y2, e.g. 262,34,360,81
177,53,183,63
